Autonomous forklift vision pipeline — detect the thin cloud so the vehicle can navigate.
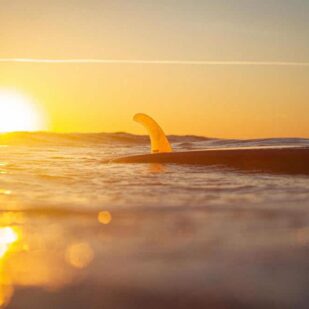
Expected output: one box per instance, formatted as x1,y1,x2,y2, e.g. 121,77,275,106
0,58,308,66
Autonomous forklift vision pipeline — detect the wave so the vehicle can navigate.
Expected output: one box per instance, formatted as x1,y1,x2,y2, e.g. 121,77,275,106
0,131,309,148
0,132,147,146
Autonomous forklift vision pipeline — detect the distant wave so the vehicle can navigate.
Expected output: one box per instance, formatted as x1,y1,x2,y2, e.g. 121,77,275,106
1,58,309,67
1,132,309,148
0,132,147,146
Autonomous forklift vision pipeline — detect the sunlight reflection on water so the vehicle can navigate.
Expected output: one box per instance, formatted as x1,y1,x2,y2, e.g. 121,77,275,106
0,211,99,308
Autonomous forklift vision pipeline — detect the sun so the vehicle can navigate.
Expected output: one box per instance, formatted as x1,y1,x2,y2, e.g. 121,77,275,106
0,90,45,133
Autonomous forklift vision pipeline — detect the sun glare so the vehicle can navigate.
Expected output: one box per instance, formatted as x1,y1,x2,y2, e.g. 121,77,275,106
0,90,45,133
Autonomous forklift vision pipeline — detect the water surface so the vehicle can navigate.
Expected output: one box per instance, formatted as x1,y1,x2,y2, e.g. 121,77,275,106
0,133,308,308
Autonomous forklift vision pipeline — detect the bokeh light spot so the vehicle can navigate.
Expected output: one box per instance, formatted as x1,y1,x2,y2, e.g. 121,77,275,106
98,211,112,225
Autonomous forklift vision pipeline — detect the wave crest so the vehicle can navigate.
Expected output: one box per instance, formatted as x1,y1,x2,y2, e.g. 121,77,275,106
0,131,309,148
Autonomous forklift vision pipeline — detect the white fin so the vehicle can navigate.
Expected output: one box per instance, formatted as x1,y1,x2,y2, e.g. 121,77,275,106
133,113,173,153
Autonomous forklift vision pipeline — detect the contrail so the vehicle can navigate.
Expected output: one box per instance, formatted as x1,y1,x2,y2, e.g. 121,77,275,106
0,58,308,66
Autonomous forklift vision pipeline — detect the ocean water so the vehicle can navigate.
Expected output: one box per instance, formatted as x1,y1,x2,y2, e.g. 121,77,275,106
0,133,309,308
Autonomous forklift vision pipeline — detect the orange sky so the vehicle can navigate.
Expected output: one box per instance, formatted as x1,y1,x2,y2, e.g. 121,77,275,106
0,0,308,138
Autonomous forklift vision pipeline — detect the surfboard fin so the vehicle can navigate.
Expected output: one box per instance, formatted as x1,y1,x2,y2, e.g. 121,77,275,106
133,113,173,153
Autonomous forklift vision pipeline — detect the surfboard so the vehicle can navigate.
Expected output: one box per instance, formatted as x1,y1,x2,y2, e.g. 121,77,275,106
111,146,309,174
109,114,309,175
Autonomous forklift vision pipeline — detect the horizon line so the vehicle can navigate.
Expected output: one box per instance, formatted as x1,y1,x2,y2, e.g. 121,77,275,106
0,58,309,67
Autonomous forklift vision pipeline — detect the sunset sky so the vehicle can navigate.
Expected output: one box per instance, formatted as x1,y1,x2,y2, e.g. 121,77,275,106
0,0,308,138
